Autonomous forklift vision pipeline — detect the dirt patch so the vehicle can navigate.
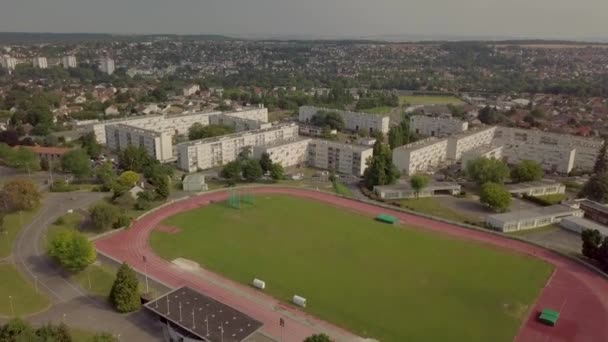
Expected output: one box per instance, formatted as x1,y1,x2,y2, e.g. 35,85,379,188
155,225,181,234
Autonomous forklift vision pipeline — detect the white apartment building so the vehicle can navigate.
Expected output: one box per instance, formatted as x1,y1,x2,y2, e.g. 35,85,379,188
99,58,115,75
447,126,497,161
92,115,166,144
252,138,312,168
210,114,271,132
493,127,602,172
177,124,300,172
32,57,48,69
1,56,17,71
224,106,268,123
306,140,373,176
182,84,200,97
461,145,504,171
392,138,449,175
62,55,77,69
106,124,174,162
410,115,468,137
299,106,390,134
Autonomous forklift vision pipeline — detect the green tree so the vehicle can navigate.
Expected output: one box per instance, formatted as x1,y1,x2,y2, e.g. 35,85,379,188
1,178,41,211
579,173,608,203
188,123,235,141
410,175,429,199
118,146,149,173
388,125,403,149
363,141,399,189
152,174,170,200
89,202,121,231
61,149,92,180
109,263,141,313
0,318,34,342
118,171,140,187
242,159,263,182
7,147,41,172
259,152,273,173
96,162,117,191
47,229,96,272
466,157,510,185
90,332,117,342
593,139,608,174
269,162,285,181
220,160,241,185
80,132,102,159
511,160,544,183
35,323,72,342
581,229,603,259
303,334,333,342
480,182,512,212
478,106,502,124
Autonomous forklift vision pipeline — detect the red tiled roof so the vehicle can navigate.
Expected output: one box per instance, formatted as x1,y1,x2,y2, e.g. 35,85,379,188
21,146,74,155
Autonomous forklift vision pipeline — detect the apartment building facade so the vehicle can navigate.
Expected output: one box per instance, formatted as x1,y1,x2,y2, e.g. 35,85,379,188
177,124,300,172
392,138,449,175
32,56,48,69
1,56,17,71
99,58,115,75
252,138,312,168
410,115,468,137
307,140,373,176
299,106,390,134
447,126,497,160
460,144,504,170
106,124,174,162
62,55,77,69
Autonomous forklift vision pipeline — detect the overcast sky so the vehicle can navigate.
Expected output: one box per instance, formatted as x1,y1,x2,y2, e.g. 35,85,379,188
1,0,606,40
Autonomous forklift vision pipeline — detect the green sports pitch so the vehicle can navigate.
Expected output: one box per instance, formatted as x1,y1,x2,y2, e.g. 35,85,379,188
150,195,552,342
400,95,465,106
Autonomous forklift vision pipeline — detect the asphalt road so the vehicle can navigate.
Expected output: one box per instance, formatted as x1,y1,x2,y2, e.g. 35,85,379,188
11,191,163,341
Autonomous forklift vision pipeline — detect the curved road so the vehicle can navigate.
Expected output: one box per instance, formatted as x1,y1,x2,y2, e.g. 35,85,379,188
96,187,608,342
11,192,163,341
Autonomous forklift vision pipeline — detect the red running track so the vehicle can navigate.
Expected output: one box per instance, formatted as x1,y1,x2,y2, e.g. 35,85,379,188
96,188,608,342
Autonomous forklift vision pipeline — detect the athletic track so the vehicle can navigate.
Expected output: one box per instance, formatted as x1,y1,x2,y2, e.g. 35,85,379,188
95,188,608,342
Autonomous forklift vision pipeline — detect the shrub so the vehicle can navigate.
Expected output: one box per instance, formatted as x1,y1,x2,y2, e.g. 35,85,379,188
113,214,132,229
50,179,78,192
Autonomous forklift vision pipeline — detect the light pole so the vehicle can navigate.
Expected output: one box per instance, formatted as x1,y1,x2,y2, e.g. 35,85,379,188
142,255,149,293
179,302,183,322
205,314,209,337
87,268,91,289
192,309,196,329
220,322,224,342
166,296,170,315
34,276,38,293
8,296,14,316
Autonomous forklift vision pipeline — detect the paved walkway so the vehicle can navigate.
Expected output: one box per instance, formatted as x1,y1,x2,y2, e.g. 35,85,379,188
96,187,608,342
9,192,163,341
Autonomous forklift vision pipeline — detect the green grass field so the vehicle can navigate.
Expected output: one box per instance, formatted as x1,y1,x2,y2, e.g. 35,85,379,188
0,208,39,258
400,95,465,106
73,264,116,297
0,264,50,316
363,106,394,114
332,181,353,197
150,195,552,342
400,198,479,224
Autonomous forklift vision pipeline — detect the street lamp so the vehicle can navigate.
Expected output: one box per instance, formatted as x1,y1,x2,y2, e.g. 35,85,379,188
205,314,210,336
34,276,38,293
8,296,14,316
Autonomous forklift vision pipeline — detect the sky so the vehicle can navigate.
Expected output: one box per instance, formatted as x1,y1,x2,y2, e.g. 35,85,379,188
0,0,607,41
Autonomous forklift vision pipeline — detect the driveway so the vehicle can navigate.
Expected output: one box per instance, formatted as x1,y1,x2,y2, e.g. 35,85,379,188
10,191,163,340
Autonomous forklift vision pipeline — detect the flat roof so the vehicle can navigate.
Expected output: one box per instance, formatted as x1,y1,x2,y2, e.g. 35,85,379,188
309,139,373,152
375,181,461,192
393,137,447,152
145,286,263,342
183,173,206,184
505,180,564,192
561,216,608,235
487,204,581,223
580,200,608,214
179,123,297,147
255,137,311,149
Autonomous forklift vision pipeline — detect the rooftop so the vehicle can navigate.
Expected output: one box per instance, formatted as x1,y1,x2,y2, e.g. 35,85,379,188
375,181,461,192
505,179,564,192
561,216,608,236
22,145,73,155
145,286,263,342
180,123,297,147
183,173,206,184
309,139,374,152
487,204,581,223
393,137,448,151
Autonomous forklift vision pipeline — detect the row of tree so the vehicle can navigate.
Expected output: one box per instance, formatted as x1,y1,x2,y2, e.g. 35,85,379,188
220,150,285,185
0,318,115,342
581,229,608,272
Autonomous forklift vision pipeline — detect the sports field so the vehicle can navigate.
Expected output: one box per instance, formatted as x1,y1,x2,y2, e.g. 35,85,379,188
400,95,465,106
150,195,552,342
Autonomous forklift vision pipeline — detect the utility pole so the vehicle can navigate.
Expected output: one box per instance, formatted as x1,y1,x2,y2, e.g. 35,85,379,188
179,302,182,322
205,315,209,337
192,309,196,329
142,255,149,293
8,296,14,316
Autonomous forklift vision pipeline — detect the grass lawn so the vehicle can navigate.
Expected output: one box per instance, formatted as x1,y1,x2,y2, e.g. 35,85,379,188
0,264,50,316
70,328,114,342
400,95,464,106
508,225,560,237
401,197,479,224
363,106,394,114
0,207,40,259
151,195,552,342
332,181,353,197
73,264,116,297
534,193,567,205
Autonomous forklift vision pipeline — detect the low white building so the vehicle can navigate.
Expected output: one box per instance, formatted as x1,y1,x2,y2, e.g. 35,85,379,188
505,180,566,197
460,145,503,171
485,205,583,232
182,174,208,192
106,124,174,162
392,138,448,176
560,216,608,236
177,124,300,172
32,56,48,69
252,138,311,168
307,140,373,176
374,182,461,200
410,115,468,137
299,106,389,134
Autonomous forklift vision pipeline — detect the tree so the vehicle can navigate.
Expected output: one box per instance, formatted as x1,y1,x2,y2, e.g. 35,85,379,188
1,178,41,211
480,182,512,212
242,159,263,182
465,157,510,185
581,229,603,260
579,173,608,203
152,174,170,200
0,318,35,342
47,229,96,272
109,263,141,313
410,175,429,199
511,160,544,183
79,132,102,159
388,125,403,149
61,149,92,180
90,333,117,342
118,171,140,187
96,162,117,191
220,160,241,185
35,323,72,342
594,139,608,174
188,123,235,141
269,162,285,181
259,152,273,173
363,141,400,189
118,146,149,173
7,147,40,172
303,334,333,342
89,202,121,231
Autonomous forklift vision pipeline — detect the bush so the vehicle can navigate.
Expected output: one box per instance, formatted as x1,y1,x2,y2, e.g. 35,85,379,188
109,263,141,313
113,214,132,229
50,179,78,192
47,229,96,272
523,193,566,206
89,202,121,231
